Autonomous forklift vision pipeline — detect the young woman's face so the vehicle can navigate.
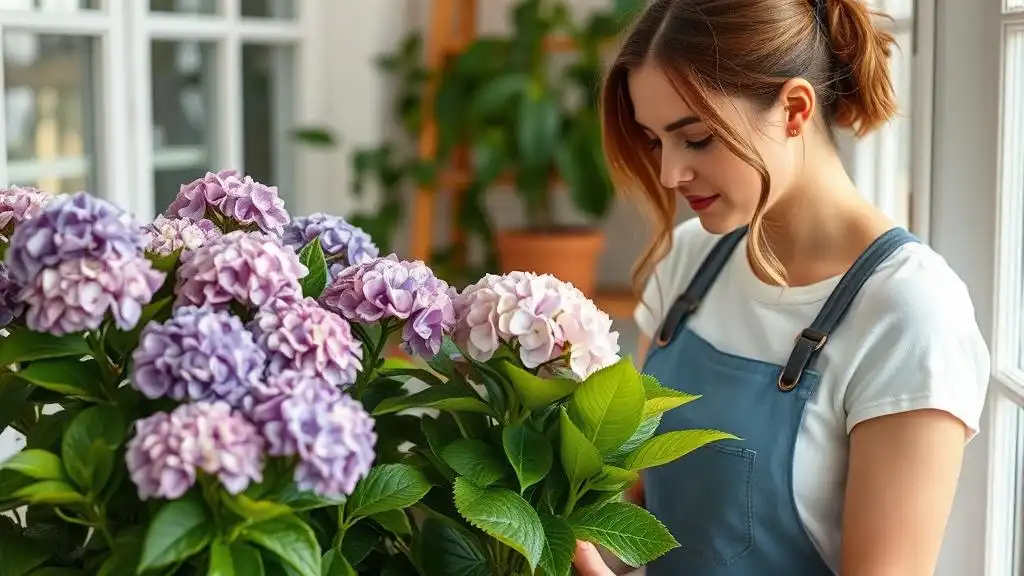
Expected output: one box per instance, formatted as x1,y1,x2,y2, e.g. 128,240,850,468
627,63,795,234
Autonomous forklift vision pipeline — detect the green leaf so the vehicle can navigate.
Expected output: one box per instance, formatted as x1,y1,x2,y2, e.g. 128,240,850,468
568,357,645,454
569,501,678,567
517,88,561,169
370,509,412,536
415,516,490,576
371,384,493,416
208,540,265,576
345,463,432,520
0,449,63,480
452,477,544,570
0,529,51,576
0,329,89,366
241,515,320,576
641,374,701,419
625,429,739,471
501,361,578,410
14,358,105,400
339,521,377,565
590,465,639,491
139,492,215,570
469,72,528,121
559,408,601,487
292,127,338,148
274,486,345,512
377,367,445,387
538,513,575,576
12,480,86,505
0,375,32,433
501,424,552,493
223,493,293,523
297,237,329,299
440,439,509,487
106,297,173,356
61,405,125,493
320,550,356,576
605,416,661,468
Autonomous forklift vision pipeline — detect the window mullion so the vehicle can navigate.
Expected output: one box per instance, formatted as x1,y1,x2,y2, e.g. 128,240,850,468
218,0,243,173
98,1,132,212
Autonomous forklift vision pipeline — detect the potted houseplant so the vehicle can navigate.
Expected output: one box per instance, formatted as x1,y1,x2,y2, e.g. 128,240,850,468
432,0,643,296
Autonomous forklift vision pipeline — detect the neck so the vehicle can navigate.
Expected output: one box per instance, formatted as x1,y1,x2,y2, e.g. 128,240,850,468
756,147,893,285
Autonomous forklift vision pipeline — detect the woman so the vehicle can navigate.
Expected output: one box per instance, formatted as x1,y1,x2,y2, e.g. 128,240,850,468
572,0,990,575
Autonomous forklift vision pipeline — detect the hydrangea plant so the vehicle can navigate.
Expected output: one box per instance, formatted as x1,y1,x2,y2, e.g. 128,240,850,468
0,174,733,576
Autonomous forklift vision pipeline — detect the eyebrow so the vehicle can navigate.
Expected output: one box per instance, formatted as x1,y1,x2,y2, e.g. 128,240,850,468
637,116,701,132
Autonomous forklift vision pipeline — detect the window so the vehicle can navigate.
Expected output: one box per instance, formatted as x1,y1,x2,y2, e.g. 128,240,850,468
0,0,315,221
989,2,1024,574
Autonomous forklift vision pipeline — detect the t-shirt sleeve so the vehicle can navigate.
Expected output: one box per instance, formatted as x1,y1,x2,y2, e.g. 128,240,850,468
843,260,991,439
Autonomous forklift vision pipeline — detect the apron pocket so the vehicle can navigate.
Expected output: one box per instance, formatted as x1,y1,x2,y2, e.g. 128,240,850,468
651,443,757,565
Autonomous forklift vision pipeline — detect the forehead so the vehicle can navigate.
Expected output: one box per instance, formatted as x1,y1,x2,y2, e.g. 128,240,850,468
626,63,697,131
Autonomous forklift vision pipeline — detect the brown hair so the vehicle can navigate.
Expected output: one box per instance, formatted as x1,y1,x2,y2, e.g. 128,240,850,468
602,0,898,293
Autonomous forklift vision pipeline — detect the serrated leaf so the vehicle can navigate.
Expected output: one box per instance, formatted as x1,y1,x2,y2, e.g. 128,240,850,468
208,540,265,576
61,405,125,494
241,515,320,576
0,449,63,480
371,384,493,416
0,329,89,366
139,493,215,570
297,237,328,299
538,513,575,576
377,367,445,387
345,463,431,519
0,529,51,576
625,430,739,471
569,501,678,567
223,493,292,523
502,424,552,493
568,357,645,454
339,521,377,565
590,465,639,491
440,439,508,487
370,509,411,536
321,550,356,576
453,477,544,570
415,516,490,576
559,408,601,487
13,480,86,505
605,415,661,468
500,361,578,410
15,358,106,401
641,374,701,418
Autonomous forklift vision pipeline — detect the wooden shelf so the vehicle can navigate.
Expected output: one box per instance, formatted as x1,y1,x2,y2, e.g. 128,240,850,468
594,287,636,320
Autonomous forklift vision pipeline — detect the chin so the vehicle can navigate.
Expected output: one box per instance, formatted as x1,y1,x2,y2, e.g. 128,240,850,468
693,212,747,236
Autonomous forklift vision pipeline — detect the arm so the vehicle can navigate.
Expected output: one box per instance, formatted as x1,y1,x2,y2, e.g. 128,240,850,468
840,409,967,576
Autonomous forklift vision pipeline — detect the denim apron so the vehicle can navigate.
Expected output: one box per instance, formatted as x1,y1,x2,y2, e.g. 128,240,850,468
642,226,917,575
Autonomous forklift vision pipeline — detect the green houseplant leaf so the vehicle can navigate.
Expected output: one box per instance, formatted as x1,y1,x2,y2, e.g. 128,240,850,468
415,515,490,576
452,477,545,571
207,540,265,576
625,430,739,471
559,408,601,487
139,492,215,571
0,329,89,366
297,236,329,299
440,439,509,487
61,405,125,494
589,465,639,492
538,513,576,576
345,463,431,520
502,424,553,493
501,361,578,410
12,480,86,505
568,357,645,454
0,449,64,481
604,415,661,468
641,374,701,418
569,501,678,567
15,358,106,401
321,550,356,576
371,384,493,417
241,515,320,576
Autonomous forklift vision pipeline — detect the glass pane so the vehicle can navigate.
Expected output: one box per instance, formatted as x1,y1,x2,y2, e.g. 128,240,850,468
241,0,293,19
876,0,912,19
4,33,97,194
1008,0,1024,14
150,0,217,15
1014,408,1024,574
0,0,96,11
1004,26,1024,373
151,40,216,211
242,44,295,206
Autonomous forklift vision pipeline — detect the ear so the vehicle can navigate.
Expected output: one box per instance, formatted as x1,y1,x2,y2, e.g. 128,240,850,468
778,78,816,138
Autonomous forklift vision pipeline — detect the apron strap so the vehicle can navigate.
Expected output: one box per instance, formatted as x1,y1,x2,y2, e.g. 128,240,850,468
656,226,748,346
778,227,920,392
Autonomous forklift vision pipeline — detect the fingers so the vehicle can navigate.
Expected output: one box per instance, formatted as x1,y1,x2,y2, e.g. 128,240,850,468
573,540,616,576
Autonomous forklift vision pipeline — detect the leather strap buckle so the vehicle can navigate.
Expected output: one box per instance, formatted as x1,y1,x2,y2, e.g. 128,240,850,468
778,328,828,392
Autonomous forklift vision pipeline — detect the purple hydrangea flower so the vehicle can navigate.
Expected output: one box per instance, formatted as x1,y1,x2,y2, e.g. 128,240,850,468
132,306,266,406
0,263,23,328
166,170,290,235
0,186,52,242
247,371,376,497
282,213,379,279
143,215,222,256
18,255,164,335
250,297,363,388
126,401,264,500
5,192,147,282
320,254,456,357
175,230,307,310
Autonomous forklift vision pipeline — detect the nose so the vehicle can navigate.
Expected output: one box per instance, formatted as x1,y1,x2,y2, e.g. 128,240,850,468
659,149,696,190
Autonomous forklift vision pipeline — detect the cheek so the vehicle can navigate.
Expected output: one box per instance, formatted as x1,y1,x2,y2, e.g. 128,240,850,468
704,146,763,207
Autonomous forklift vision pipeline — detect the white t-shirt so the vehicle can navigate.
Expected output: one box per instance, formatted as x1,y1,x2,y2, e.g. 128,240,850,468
633,217,991,573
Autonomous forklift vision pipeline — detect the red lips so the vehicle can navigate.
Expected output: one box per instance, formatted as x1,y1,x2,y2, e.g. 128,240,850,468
685,194,719,212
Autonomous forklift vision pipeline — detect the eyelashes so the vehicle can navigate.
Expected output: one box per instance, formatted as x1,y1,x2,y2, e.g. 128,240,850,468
646,134,714,152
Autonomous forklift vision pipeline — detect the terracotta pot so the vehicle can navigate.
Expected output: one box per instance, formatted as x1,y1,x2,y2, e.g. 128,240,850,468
495,228,605,296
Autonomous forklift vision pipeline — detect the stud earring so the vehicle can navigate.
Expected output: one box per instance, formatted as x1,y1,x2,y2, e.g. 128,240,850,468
789,128,799,137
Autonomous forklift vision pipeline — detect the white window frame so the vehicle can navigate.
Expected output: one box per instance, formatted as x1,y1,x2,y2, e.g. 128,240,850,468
987,1,1024,574
0,0,328,223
